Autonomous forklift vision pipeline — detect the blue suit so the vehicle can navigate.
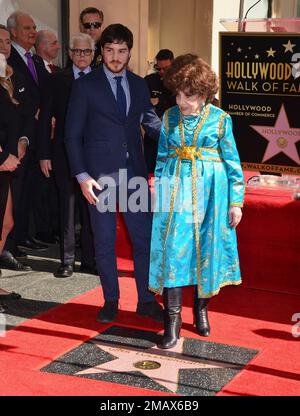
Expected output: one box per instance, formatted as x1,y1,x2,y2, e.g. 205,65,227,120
65,65,161,302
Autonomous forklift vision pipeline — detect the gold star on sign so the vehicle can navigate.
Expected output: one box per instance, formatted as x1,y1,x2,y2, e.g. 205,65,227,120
283,40,296,53
266,47,276,57
255,54,260,59
237,47,242,53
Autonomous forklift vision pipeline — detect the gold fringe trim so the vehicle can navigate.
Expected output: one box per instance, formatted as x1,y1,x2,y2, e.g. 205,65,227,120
230,202,244,208
149,279,242,298
218,113,227,141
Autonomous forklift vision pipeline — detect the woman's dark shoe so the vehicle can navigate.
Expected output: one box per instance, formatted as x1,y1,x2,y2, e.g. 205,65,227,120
0,291,22,300
194,296,210,337
158,287,182,349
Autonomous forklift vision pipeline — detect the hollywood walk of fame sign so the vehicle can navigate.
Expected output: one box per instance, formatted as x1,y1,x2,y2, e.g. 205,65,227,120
41,326,258,396
220,32,300,175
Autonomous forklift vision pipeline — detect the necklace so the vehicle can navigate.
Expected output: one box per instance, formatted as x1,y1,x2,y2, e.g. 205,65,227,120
181,104,206,131
179,105,210,146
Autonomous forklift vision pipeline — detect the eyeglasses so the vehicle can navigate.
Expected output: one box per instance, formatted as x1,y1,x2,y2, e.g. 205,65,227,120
70,49,93,56
83,22,102,29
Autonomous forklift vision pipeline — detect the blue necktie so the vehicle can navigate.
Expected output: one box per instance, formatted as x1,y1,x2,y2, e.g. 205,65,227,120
114,76,127,119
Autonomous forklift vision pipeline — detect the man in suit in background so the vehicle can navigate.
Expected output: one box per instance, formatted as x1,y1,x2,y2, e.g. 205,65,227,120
65,24,163,323
6,11,49,254
33,29,61,245
35,30,61,74
79,7,104,68
144,49,176,174
38,33,95,278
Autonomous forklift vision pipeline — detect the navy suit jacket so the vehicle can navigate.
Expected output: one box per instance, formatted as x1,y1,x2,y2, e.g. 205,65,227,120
65,66,161,181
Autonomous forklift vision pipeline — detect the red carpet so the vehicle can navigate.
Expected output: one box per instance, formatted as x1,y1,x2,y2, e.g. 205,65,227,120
1,171,299,396
0,277,299,396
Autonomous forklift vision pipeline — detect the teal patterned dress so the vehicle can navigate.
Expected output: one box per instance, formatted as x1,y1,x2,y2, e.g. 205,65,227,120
149,104,245,298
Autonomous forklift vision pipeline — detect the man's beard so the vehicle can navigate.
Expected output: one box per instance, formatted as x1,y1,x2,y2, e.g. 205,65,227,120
106,59,129,74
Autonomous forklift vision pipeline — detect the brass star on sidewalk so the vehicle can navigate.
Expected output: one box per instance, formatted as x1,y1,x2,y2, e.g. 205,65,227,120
76,338,241,393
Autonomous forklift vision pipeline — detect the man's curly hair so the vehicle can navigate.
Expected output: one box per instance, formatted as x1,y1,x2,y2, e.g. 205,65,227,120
164,54,219,102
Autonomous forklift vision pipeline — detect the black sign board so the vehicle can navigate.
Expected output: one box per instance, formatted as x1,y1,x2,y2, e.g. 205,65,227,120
220,32,300,175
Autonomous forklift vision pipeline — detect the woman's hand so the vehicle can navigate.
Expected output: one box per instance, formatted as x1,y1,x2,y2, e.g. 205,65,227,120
0,154,20,172
228,206,242,228
18,140,28,160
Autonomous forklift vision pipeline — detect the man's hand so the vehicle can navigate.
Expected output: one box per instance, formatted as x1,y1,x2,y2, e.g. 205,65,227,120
228,206,242,228
80,178,102,205
0,154,20,172
40,160,52,178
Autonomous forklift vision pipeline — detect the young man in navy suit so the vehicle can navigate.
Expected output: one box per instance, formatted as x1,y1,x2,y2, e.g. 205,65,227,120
65,24,163,323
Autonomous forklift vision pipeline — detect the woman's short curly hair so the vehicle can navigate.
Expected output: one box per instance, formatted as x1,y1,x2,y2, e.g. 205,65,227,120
164,54,219,102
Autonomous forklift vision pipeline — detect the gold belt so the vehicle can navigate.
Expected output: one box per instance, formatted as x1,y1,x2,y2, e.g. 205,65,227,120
168,146,223,162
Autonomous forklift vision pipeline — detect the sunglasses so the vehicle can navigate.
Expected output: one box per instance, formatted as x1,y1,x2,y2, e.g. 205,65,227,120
83,22,102,29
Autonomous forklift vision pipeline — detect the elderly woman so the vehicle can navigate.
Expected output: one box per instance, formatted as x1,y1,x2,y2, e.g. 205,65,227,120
149,54,244,349
0,53,25,312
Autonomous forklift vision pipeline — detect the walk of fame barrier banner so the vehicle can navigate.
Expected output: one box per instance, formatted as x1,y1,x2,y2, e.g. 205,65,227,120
220,32,300,175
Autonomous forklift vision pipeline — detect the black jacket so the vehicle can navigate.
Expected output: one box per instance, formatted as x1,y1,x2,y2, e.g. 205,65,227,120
38,67,74,160
0,86,20,165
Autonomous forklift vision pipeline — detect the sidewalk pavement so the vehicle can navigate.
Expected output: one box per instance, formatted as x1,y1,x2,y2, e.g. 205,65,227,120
0,244,99,331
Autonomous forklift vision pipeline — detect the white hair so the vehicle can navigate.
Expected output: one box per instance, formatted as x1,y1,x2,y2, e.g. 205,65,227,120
69,33,95,50
7,11,31,33
36,30,57,50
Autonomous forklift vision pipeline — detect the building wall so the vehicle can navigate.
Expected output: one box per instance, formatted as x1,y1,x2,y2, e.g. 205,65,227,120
148,0,213,70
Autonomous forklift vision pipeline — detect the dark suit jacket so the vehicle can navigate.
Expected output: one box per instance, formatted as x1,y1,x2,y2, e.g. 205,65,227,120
38,67,74,160
65,66,161,180
7,46,47,115
7,47,49,149
33,56,61,75
0,87,20,164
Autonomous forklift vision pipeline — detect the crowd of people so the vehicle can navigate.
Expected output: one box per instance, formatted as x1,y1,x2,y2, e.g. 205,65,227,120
0,7,244,347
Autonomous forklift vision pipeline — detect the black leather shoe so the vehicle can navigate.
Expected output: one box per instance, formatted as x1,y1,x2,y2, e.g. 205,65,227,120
0,303,7,313
136,300,164,322
13,248,28,258
0,291,21,300
79,263,98,275
54,264,74,278
18,238,48,251
97,300,118,323
0,252,32,272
